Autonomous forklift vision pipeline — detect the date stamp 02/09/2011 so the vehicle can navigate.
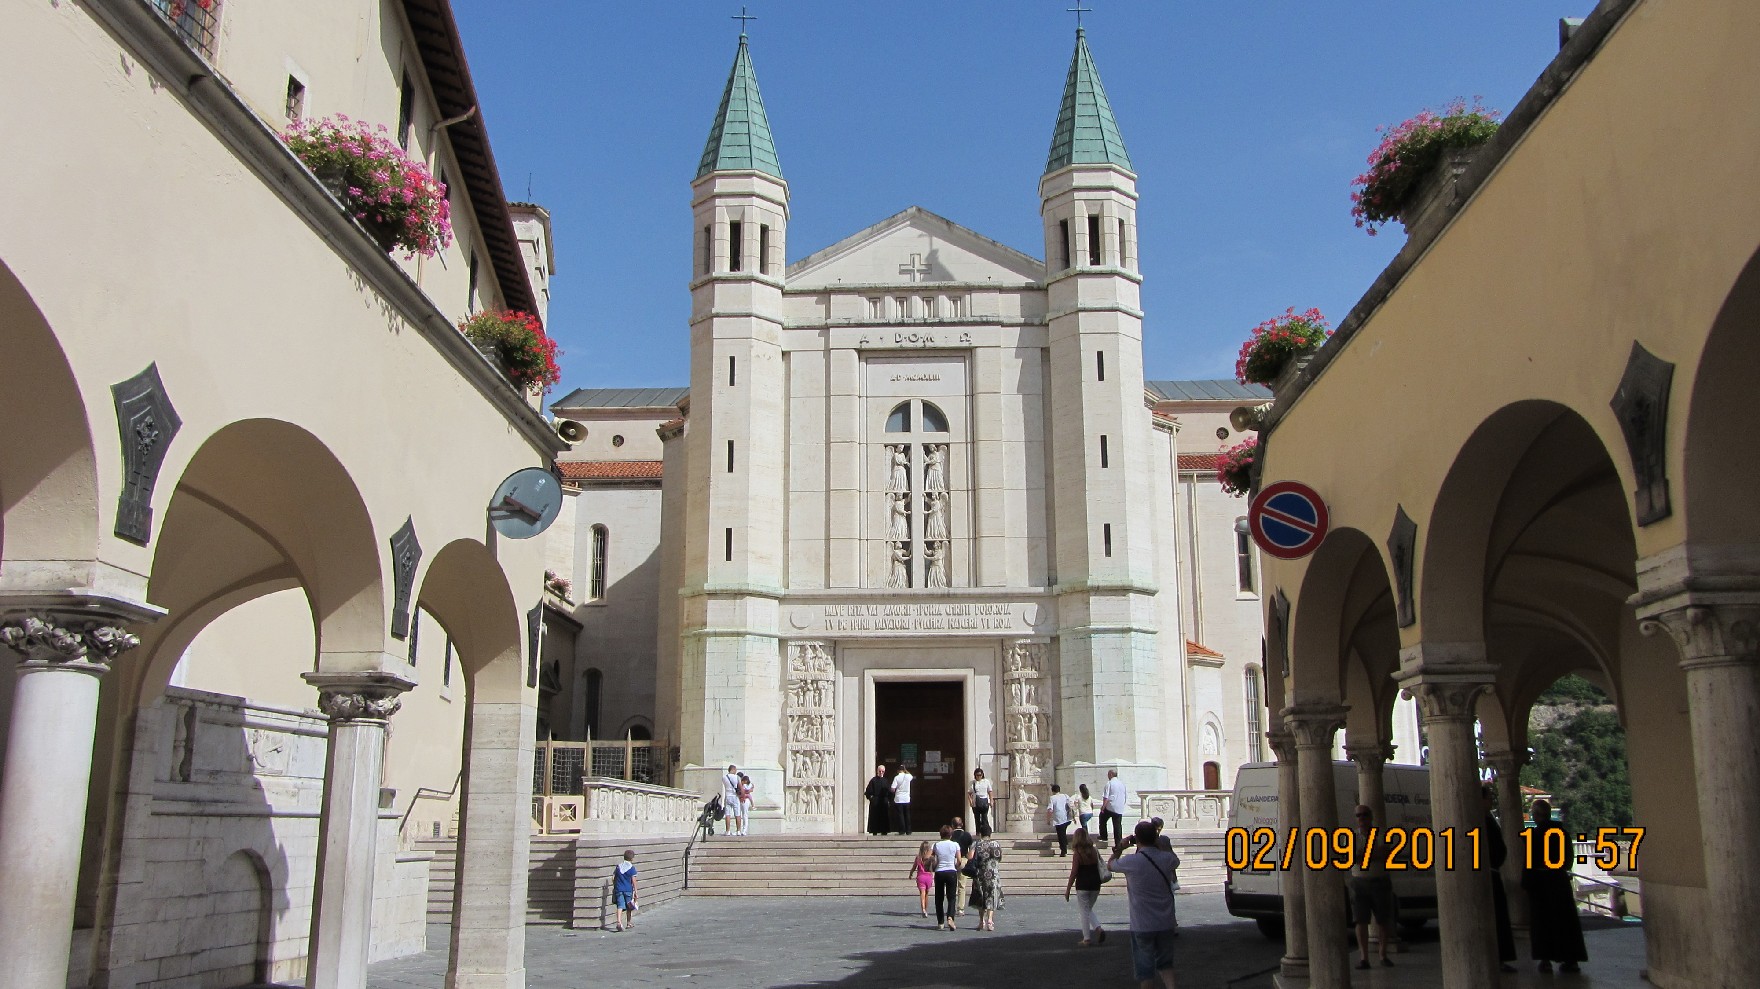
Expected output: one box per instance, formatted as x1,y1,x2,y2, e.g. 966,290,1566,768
1224,826,1645,873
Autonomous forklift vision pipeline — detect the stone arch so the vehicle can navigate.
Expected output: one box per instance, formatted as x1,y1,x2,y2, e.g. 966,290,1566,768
200,848,275,986
1289,526,1394,707
0,256,99,576
1681,242,1760,546
417,538,524,701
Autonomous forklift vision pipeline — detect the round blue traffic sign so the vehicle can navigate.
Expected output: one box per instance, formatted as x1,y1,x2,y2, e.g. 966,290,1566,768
1248,481,1329,560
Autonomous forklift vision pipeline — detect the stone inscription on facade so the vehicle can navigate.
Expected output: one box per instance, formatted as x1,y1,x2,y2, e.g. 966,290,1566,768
814,602,1022,634
1003,640,1052,828
784,641,836,819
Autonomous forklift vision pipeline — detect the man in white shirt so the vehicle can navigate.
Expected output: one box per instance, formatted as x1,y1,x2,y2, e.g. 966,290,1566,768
1100,769,1129,847
890,766,914,834
1047,783,1075,856
721,764,742,836
1111,820,1182,988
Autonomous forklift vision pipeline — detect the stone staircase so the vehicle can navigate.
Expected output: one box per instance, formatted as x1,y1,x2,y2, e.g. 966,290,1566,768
685,830,1227,896
419,833,690,927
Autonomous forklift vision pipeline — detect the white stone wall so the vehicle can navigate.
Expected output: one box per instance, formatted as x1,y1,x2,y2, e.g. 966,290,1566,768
101,689,428,988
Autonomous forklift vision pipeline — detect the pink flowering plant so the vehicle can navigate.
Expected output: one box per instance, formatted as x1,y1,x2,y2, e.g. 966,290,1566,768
282,115,453,257
544,570,572,599
461,309,563,392
1235,307,1331,386
1350,99,1501,235
1219,438,1257,498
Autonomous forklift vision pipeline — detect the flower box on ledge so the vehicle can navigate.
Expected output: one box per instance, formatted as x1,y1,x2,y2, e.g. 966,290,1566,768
1400,147,1481,243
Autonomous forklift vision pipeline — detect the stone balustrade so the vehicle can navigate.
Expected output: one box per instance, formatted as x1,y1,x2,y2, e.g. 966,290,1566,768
1134,789,1233,829
535,778,703,836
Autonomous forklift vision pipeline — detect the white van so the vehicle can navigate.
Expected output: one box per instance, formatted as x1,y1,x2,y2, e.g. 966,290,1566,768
1224,761,1437,938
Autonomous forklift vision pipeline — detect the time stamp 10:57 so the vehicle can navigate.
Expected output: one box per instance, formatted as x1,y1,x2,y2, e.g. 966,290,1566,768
1225,826,1645,873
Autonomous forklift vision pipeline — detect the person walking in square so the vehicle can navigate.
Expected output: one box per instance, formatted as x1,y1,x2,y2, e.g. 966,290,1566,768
1047,783,1075,856
1349,804,1395,970
1524,799,1588,973
1065,828,1107,946
908,840,935,918
611,849,638,932
721,764,742,836
930,825,965,930
1110,820,1181,988
891,766,915,834
950,817,975,916
1075,783,1096,832
969,768,995,837
966,832,1005,931
1100,769,1129,847
864,764,892,835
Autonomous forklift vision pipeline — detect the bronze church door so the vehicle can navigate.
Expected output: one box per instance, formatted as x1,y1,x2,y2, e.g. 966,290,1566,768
874,681,964,832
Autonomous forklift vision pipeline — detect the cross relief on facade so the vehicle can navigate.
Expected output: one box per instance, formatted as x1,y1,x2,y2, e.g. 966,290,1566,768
898,253,932,282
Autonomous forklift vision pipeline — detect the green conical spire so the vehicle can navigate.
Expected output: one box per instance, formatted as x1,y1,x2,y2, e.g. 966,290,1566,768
697,34,782,180
1044,28,1133,175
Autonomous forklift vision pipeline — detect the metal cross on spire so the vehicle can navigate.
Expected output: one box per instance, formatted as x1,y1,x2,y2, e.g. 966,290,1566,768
732,5,757,37
1068,2,1092,29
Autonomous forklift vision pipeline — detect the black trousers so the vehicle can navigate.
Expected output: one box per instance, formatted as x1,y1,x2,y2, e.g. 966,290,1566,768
934,870,959,924
973,802,992,837
1099,809,1124,846
1055,822,1071,855
895,803,912,834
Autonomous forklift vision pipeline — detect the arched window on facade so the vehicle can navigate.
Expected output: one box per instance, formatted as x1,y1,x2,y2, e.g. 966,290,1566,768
589,525,608,600
1234,517,1257,594
1244,665,1265,762
881,400,955,589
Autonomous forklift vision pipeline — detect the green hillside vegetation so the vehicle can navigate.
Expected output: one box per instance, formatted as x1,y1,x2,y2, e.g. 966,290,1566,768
1520,674,1634,835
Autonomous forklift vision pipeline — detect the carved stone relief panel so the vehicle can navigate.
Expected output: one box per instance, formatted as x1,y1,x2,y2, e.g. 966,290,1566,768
1002,639,1052,825
784,640,837,819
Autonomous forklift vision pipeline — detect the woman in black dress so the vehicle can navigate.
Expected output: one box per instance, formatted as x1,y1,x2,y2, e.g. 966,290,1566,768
864,764,891,835
1523,799,1587,973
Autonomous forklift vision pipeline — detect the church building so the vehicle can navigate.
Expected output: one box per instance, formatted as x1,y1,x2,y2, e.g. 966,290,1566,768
550,26,1302,833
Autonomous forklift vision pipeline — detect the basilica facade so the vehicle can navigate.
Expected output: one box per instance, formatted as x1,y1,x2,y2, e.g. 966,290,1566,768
550,28,1316,834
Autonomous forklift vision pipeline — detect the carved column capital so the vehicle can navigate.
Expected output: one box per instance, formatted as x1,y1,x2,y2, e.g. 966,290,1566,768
1393,648,1496,724
1281,703,1347,750
0,614,141,672
1483,748,1525,779
302,672,412,723
1401,679,1493,723
1638,603,1760,673
1266,729,1299,764
1344,742,1395,767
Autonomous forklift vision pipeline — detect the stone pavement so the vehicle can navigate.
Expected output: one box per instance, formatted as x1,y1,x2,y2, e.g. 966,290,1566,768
369,895,1648,989
369,893,1287,988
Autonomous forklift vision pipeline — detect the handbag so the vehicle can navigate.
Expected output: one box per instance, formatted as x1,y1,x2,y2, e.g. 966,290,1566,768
1097,856,1114,884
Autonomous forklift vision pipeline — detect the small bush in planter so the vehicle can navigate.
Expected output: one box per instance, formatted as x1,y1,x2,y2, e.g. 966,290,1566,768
1235,307,1331,387
1350,98,1501,235
461,309,562,392
283,114,453,257
1219,438,1257,498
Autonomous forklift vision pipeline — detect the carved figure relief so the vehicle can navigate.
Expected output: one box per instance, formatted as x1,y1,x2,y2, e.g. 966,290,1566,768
887,444,910,493
1002,639,1052,826
923,490,948,541
923,444,947,493
924,541,948,588
784,640,836,819
889,494,912,541
888,542,911,588
1201,722,1221,757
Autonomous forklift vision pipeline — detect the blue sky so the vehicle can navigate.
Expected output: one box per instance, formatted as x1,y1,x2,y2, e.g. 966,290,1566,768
450,1,1590,391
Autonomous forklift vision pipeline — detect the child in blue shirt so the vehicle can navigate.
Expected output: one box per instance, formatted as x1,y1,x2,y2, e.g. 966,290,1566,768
613,849,638,932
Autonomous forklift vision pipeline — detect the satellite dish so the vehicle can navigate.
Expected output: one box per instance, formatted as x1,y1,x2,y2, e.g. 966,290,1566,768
488,467,564,539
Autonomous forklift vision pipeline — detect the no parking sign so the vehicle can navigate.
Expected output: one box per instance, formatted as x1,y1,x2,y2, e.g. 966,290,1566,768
1248,481,1329,560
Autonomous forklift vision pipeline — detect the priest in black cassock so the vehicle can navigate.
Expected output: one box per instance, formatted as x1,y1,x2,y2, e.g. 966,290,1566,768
864,763,892,835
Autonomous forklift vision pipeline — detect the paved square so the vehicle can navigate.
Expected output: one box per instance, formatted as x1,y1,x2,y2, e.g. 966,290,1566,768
369,894,1288,988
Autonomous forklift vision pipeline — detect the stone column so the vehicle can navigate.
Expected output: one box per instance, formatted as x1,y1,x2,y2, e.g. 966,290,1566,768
1484,748,1530,934
447,699,537,989
1346,740,1398,951
1284,703,1348,989
1638,597,1760,988
1398,667,1497,988
1265,729,1307,979
1003,640,1051,832
303,672,410,989
0,608,150,989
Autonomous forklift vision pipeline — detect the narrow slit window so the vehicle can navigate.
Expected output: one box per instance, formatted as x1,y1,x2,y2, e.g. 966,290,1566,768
1097,351,1106,381
1234,517,1257,594
1058,219,1071,270
729,355,737,387
442,638,453,687
1087,214,1102,265
1118,218,1128,268
1100,435,1109,468
397,71,415,149
1103,523,1113,557
590,525,608,599
702,225,712,275
725,528,733,562
729,221,743,272
759,225,771,275
726,440,735,473
285,76,306,122
467,251,479,314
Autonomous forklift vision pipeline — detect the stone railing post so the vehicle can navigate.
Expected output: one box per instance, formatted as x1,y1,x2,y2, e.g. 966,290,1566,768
0,599,159,989
302,671,411,989
1284,703,1349,988
1266,728,1307,979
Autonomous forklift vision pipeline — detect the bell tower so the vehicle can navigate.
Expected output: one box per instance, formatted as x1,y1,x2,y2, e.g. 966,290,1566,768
1040,27,1167,789
677,27,791,823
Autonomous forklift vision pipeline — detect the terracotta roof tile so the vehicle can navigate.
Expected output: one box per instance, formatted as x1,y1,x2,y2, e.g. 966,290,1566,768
1178,453,1223,471
1186,640,1225,659
557,460,664,480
